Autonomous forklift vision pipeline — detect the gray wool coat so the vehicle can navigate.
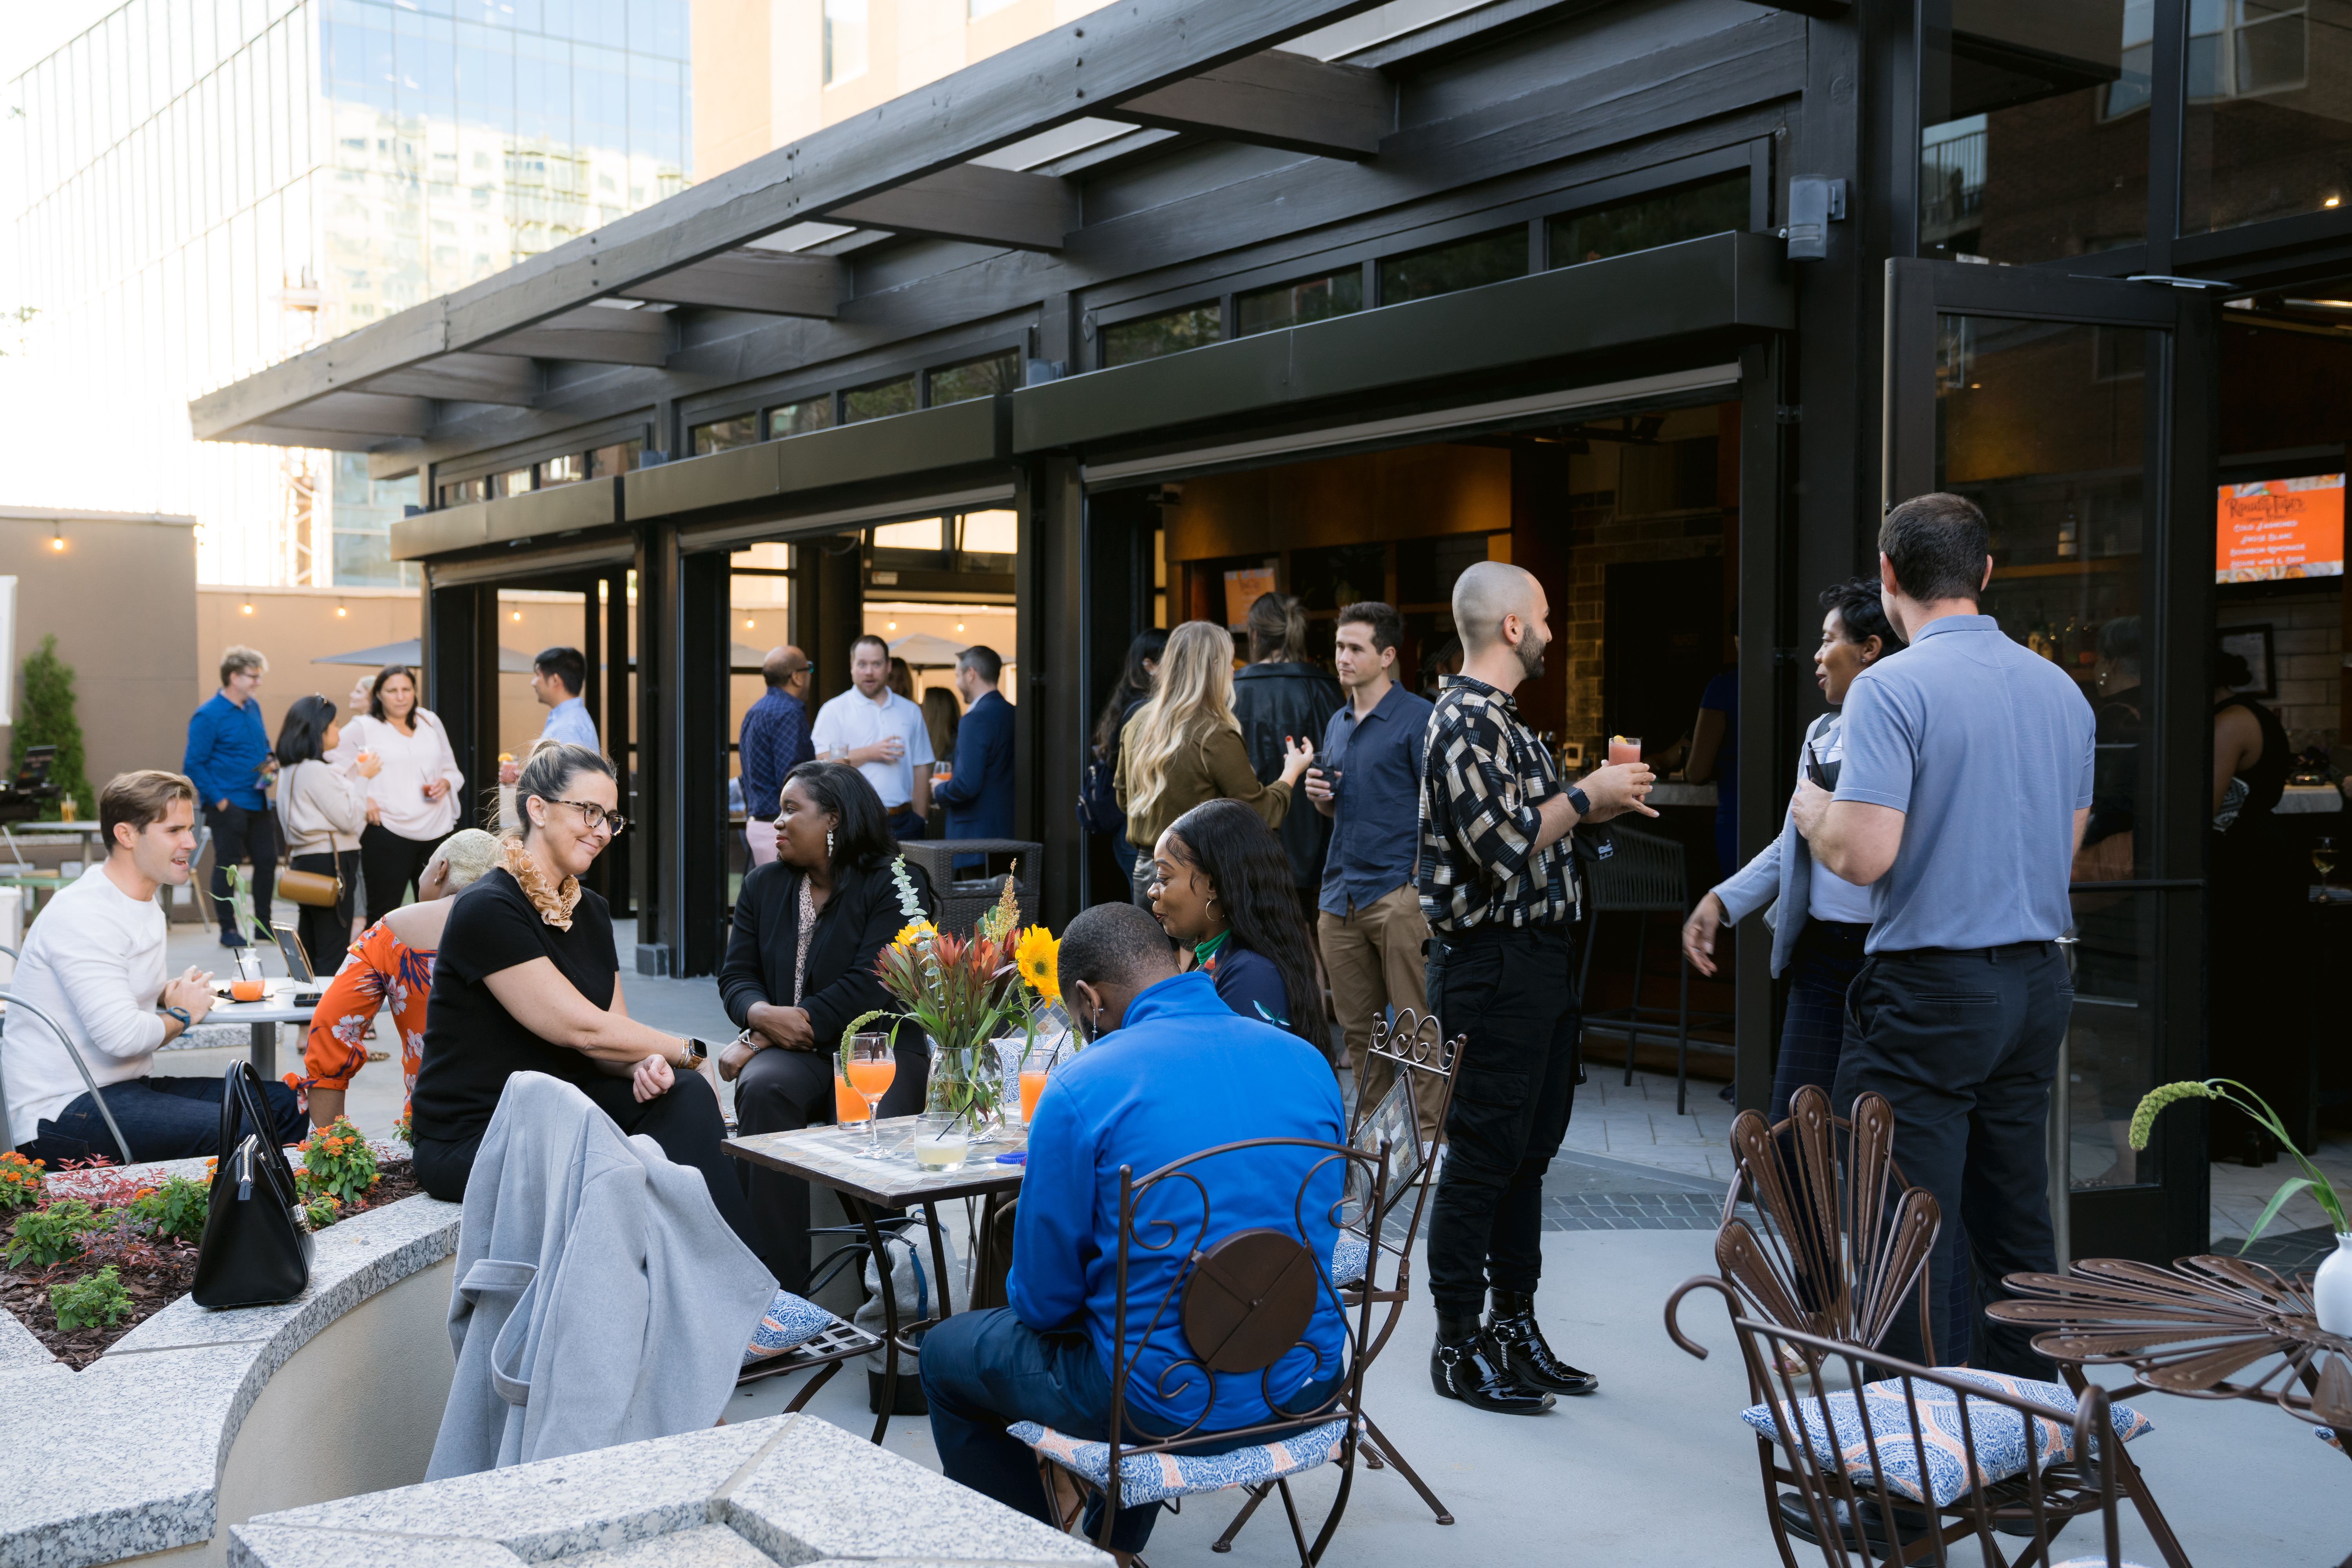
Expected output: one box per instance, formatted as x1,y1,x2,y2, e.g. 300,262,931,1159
426,1072,777,1479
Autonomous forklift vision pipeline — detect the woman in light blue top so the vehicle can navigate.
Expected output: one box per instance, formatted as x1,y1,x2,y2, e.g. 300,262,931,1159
1681,580,1904,1120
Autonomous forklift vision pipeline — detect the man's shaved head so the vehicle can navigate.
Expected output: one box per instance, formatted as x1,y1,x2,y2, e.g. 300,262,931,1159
1452,561,1539,654
762,645,808,688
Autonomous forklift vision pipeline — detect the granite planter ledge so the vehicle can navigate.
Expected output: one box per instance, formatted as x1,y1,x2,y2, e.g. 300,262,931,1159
229,1412,1112,1568
0,1193,463,1568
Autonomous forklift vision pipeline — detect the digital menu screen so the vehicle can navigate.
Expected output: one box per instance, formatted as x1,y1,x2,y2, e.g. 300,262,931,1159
2216,474,2345,583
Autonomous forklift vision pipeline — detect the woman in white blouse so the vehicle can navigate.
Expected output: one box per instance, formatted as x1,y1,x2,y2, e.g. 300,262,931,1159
333,664,465,926
276,695,378,975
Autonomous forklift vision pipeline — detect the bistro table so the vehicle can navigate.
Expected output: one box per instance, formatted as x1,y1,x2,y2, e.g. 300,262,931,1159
1990,1254,2352,1566
206,984,319,1080
724,1114,1027,1442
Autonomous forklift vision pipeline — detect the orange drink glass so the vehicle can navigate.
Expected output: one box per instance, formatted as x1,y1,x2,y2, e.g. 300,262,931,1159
846,1033,897,1157
833,1071,869,1123
1019,1069,1050,1123
229,978,266,1002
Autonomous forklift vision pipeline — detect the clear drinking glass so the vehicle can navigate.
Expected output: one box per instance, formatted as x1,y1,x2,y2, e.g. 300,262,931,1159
2316,836,2342,891
845,1032,897,1158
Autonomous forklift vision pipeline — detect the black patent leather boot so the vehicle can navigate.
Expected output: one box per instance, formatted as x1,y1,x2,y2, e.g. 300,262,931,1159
1429,1310,1555,1414
1486,1290,1599,1394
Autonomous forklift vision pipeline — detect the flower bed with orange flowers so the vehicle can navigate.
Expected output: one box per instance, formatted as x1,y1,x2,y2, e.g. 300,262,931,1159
0,1127,423,1368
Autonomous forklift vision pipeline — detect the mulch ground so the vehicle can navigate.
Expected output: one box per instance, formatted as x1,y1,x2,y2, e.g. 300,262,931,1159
1,1156,424,1370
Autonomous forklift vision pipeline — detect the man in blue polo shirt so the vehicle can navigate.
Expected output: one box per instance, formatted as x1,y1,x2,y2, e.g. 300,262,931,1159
182,645,276,948
922,902,1344,1555
1305,601,1438,1141
1791,491,2093,1376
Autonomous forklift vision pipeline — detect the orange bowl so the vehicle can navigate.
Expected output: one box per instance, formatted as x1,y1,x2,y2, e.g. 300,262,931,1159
229,978,266,1002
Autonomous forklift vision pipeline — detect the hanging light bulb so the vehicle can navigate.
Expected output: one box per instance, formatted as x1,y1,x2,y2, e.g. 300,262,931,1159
240,603,254,615
49,523,64,552
510,609,523,622
335,601,348,618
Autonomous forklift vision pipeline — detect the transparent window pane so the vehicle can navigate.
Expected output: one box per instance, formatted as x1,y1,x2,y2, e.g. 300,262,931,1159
1918,3,2150,262
1548,171,1748,267
842,374,917,423
1101,301,1220,367
822,0,867,86
926,348,1019,405
2182,2,2352,232
873,517,944,550
769,398,835,438
961,508,1018,554
1235,269,1363,336
691,414,759,454
1378,227,1526,305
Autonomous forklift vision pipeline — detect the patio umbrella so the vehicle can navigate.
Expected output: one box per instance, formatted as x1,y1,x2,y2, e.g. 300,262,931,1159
887,632,970,668
314,638,536,673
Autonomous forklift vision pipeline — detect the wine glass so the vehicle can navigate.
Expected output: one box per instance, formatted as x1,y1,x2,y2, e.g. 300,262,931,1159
844,1032,897,1158
2316,836,2342,891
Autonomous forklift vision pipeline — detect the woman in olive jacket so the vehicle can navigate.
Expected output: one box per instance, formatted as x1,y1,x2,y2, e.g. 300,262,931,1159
718,760,935,1292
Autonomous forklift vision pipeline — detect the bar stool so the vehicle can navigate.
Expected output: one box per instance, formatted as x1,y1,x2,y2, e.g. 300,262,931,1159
1576,825,1706,1114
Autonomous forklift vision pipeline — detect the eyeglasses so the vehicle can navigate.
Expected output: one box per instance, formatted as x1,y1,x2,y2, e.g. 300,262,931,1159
553,799,627,835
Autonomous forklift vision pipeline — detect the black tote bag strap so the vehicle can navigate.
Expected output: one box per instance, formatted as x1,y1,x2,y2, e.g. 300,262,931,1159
216,1060,298,1197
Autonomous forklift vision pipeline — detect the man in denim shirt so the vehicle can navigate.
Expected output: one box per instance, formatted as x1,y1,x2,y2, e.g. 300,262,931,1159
1305,602,1438,1140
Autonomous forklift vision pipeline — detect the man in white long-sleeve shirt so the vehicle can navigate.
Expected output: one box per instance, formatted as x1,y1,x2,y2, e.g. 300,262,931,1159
5,770,307,1161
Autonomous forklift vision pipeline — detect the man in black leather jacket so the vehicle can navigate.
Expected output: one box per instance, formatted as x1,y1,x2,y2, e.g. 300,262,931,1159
1232,593,1343,919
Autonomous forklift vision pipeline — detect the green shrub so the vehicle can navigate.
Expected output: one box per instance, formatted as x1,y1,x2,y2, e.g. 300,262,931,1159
5,1198,98,1268
300,1194,340,1231
126,1176,209,1244
296,1118,380,1207
13,634,93,820
50,1264,131,1330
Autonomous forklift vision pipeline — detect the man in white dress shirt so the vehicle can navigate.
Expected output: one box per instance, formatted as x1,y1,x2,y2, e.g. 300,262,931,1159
5,770,307,1161
810,634,933,839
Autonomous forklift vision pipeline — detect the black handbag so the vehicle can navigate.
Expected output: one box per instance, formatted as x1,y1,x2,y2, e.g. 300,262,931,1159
191,1062,314,1309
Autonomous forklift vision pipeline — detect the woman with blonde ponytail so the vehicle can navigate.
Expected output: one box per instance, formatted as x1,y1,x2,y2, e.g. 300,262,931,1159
1113,621,1312,907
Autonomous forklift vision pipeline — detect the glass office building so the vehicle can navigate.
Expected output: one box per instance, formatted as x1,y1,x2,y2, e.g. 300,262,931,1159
8,0,689,584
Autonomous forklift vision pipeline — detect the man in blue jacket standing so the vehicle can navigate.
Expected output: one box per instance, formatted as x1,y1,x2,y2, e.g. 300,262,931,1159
931,644,1014,873
182,645,276,947
921,902,1345,1557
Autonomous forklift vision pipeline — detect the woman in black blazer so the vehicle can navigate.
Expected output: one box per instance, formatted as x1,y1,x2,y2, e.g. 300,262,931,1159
719,760,934,1291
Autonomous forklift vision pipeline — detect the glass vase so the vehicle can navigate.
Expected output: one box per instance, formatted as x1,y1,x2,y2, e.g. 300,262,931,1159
922,1033,1004,1145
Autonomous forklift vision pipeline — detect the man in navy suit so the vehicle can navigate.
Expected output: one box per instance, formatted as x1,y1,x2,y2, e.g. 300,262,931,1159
933,644,1014,871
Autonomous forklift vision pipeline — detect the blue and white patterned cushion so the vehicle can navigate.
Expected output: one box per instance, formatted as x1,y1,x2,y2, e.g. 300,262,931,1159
1739,1369,2153,1508
2321,1426,2342,1452
1010,1418,1350,1506
742,1289,837,1365
1331,1230,1371,1288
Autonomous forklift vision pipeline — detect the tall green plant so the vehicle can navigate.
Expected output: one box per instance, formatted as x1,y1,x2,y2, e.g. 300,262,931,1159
11,634,93,820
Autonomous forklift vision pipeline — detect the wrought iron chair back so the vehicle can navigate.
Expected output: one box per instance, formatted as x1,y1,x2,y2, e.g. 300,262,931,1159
1073,1135,1385,1565
1718,1085,1942,1364
1666,1276,2134,1568
0,985,134,1163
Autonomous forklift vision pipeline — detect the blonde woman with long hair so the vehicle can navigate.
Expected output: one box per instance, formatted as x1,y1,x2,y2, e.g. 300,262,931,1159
1114,621,1312,907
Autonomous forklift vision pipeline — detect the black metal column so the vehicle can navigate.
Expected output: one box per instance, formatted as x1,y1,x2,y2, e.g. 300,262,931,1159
1029,456,1086,928
423,575,485,830
605,567,635,918
633,525,673,973
1734,337,1791,1117
677,546,730,975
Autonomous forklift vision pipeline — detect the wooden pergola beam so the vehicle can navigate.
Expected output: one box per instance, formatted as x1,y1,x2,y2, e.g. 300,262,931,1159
1098,49,1390,160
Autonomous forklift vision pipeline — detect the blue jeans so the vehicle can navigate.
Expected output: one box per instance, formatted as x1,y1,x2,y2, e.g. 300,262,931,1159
30,1074,306,1164
922,1307,1341,1554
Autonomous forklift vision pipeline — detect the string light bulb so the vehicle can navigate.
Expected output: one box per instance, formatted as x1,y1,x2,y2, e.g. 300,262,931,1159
886,620,898,630
240,603,254,615
335,601,347,617
48,524,63,552
510,609,523,621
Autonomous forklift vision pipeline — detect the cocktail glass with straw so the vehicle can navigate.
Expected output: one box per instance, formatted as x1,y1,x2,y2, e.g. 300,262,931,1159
844,1032,897,1158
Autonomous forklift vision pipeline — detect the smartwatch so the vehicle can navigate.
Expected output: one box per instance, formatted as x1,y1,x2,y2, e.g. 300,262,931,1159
162,1005,192,1030
677,1038,710,1070
1565,784,1592,821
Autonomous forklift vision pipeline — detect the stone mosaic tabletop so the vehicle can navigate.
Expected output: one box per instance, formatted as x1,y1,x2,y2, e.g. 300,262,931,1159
229,1411,1110,1567
725,1116,1028,1207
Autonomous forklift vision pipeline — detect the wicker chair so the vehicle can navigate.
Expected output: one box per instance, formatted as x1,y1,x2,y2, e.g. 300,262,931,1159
1666,1278,2162,1568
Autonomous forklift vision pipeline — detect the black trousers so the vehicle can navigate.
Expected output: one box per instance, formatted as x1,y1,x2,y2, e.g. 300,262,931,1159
732,1035,929,1291
1833,942,2070,1375
360,824,449,926
286,849,360,980
204,804,277,941
414,1069,760,1258
1425,923,1579,1318
1769,920,1870,1122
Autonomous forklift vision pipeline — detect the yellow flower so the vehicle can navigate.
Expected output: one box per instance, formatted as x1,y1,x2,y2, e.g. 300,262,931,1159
1014,926,1060,1003
893,919,936,951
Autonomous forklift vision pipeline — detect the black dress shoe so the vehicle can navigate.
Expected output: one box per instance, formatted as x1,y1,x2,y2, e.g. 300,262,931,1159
1429,1327,1555,1414
1485,1290,1599,1395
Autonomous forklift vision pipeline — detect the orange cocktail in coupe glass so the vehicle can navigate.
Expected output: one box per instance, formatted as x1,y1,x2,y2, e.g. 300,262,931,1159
1607,735,1642,767
844,1031,897,1158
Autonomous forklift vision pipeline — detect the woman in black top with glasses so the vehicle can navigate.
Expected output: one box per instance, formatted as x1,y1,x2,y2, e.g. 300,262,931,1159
718,761,936,1291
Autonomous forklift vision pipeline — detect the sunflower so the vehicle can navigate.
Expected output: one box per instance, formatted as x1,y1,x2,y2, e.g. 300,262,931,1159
1014,925,1060,1003
893,918,936,951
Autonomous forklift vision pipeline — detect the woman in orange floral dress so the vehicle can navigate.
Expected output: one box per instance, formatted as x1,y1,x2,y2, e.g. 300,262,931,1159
295,830,500,1129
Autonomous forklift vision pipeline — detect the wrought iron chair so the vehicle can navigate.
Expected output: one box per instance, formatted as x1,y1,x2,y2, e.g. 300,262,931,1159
1211,1008,1465,1550
1666,1278,2161,1568
0,984,135,1163
733,1220,887,1408
1015,1135,1386,1568
1577,824,1727,1112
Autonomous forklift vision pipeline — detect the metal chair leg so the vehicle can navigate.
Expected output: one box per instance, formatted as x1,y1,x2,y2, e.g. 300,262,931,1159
780,1357,844,1413
1211,1482,1274,1553
1360,1415,1455,1525
1675,943,1692,1115
1277,1477,1313,1568
1622,911,1648,1084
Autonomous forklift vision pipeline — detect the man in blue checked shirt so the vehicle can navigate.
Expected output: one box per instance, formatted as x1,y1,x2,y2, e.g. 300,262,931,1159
182,645,277,948
498,647,600,784
738,646,815,867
